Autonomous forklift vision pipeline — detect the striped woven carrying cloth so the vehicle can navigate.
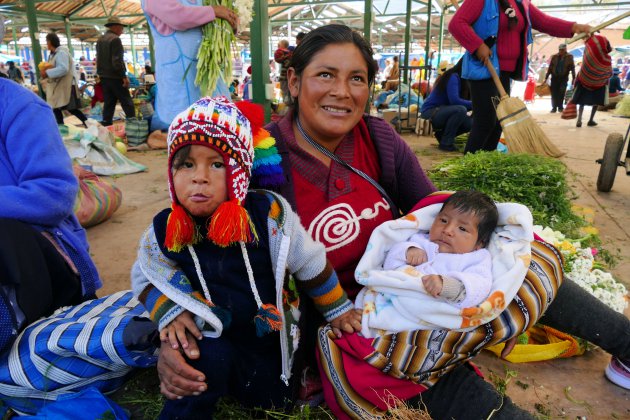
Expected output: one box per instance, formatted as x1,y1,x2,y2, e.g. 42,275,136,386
576,34,613,90
0,291,158,415
317,240,564,420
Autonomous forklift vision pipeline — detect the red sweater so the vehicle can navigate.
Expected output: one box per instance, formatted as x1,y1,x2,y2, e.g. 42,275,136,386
449,0,574,72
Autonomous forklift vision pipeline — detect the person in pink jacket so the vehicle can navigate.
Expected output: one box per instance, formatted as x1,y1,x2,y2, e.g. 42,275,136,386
449,0,591,154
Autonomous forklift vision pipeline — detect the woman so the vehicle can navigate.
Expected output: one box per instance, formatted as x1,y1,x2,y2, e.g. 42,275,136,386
449,0,591,154
0,78,102,354
154,25,630,417
6,61,23,84
572,34,613,127
41,32,88,127
384,55,400,91
420,59,472,151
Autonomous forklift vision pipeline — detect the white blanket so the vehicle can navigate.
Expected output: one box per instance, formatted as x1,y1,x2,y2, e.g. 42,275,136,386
355,202,533,338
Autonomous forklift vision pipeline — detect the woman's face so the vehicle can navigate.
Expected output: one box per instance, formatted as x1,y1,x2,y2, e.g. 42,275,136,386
288,43,370,145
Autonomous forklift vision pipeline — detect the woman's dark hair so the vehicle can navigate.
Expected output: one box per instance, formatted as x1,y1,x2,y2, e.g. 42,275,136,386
7,61,15,68
46,32,61,48
440,190,499,248
392,55,399,63
498,0,518,29
432,58,469,99
290,24,378,87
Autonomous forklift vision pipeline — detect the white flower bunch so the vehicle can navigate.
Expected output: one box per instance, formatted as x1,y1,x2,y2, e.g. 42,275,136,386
233,0,254,29
533,225,628,314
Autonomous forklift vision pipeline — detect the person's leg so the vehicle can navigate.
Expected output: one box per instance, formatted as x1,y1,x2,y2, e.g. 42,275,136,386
481,72,511,152
587,106,598,126
100,78,116,126
539,279,630,359
432,105,469,149
410,363,534,419
557,79,568,111
111,79,136,119
576,104,585,127
158,337,234,420
465,77,498,154
550,78,559,111
52,108,64,125
68,108,88,126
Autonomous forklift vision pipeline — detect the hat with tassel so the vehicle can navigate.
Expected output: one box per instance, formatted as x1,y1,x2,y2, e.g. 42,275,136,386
165,96,285,337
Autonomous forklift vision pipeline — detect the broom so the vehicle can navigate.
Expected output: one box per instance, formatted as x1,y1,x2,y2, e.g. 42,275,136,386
485,62,564,158
449,0,564,157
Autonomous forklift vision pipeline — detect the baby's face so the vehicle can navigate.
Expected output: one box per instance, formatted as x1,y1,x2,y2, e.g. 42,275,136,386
429,207,481,254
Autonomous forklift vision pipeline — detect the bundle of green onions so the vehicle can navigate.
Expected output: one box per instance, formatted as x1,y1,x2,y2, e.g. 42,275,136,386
196,0,235,96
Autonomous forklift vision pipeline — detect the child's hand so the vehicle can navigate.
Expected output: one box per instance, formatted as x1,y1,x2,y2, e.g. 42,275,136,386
160,310,203,353
406,247,427,266
422,274,444,297
330,309,362,338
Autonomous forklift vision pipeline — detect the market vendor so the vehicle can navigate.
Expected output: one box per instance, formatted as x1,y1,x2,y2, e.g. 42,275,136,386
141,0,239,131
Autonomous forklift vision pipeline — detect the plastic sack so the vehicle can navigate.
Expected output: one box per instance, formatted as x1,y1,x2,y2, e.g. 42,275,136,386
561,101,577,120
485,325,585,363
73,164,123,227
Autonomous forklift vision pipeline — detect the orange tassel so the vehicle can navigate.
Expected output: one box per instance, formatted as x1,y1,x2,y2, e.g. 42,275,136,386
207,199,258,247
254,303,283,336
164,202,196,252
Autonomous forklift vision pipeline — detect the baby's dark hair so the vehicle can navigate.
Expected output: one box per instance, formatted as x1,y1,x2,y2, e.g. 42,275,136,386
441,191,498,248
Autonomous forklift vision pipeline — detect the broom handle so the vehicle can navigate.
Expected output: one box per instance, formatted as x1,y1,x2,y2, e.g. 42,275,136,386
486,61,509,98
566,11,630,45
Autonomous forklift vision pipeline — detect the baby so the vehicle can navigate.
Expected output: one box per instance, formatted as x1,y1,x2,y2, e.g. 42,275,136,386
383,190,499,307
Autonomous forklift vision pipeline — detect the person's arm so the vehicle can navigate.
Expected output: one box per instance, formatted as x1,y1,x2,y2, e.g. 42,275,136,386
110,36,127,79
529,5,578,38
45,50,70,79
0,91,78,226
544,57,553,80
144,0,237,35
447,0,485,55
446,75,472,109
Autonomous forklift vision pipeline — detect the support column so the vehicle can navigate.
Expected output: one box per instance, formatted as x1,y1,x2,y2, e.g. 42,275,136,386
147,27,156,70
423,1,432,80
129,26,137,75
251,0,271,121
12,25,19,57
363,0,373,43
25,0,44,94
437,12,445,67
64,18,74,56
403,0,412,84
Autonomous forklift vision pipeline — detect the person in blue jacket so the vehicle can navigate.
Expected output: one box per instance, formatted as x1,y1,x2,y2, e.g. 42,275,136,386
420,59,472,151
0,78,102,354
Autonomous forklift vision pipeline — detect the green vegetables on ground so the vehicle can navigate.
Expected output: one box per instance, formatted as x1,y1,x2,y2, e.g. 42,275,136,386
428,151,585,236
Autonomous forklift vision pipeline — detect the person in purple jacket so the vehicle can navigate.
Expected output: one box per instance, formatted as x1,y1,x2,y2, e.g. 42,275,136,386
0,79,102,354
420,59,472,151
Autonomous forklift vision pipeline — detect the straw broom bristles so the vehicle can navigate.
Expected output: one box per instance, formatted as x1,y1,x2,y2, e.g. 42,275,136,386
495,96,565,157
487,62,564,158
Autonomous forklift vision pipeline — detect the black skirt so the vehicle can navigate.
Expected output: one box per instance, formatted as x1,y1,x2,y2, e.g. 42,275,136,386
571,80,606,106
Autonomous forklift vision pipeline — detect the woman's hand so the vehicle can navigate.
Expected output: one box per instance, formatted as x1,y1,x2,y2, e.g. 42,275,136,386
157,340,207,400
475,43,492,65
160,310,203,354
572,23,592,35
330,309,363,338
213,5,239,33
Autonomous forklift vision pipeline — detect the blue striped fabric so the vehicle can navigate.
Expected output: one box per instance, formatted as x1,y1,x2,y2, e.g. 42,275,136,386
0,291,158,415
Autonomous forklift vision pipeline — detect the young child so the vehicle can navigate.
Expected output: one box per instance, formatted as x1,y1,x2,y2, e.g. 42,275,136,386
382,190,499,307
131,97,361,418
355,190,503,337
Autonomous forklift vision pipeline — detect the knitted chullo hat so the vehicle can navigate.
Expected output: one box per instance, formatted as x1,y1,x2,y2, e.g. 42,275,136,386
165,96,285,336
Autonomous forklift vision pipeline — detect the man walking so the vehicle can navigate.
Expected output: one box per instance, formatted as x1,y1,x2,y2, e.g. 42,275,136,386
545,44,575,113
96,16,135,126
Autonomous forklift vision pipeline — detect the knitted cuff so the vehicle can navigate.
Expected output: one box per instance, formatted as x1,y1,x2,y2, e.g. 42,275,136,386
439,275,466,303
322,295,354,323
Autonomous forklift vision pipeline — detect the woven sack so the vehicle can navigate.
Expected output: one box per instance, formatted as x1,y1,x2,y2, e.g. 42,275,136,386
535,83,550,97
125,117,149,146
561,101,577,120
73,164,122,227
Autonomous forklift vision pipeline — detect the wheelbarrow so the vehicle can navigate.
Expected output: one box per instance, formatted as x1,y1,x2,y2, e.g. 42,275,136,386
596,117,630,192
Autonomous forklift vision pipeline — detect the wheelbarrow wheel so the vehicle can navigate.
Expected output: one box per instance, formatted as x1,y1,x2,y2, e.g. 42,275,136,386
597,133,625,192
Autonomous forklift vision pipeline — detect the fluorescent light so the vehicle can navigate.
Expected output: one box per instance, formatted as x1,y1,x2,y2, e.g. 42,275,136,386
321,10,337,18
330,5,346,15
397,21,406,26
21,27,28,33
381,29,388,33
